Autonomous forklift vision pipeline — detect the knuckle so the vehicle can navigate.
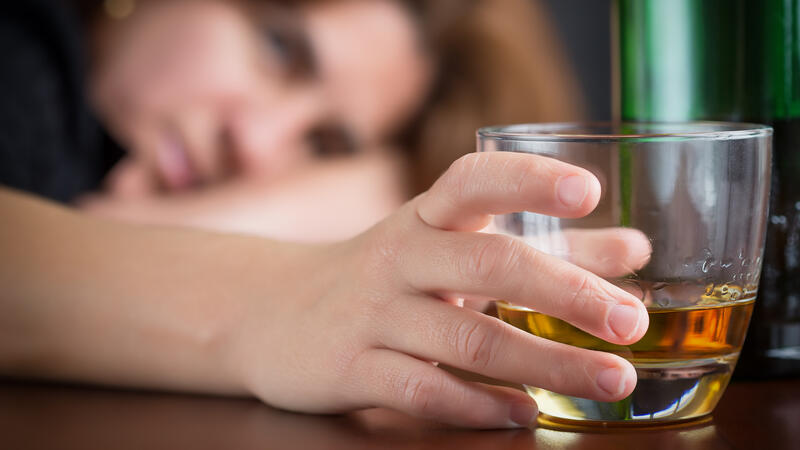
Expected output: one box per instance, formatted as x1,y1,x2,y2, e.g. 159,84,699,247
546,363,562,391
360,218,411,277
452,318,504,371
347,227,410,320
510,156,544,195
400,371,440,415
366,226,402,269
564,272,597,312
449,152,488,179
546,357,573,393
444,153,488,198
462,234,523,285
331,346,370,391
358,286,393,329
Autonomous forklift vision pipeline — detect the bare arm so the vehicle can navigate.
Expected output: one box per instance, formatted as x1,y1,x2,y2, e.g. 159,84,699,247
80,152,408,242
0,187,312,394
0,152,650,428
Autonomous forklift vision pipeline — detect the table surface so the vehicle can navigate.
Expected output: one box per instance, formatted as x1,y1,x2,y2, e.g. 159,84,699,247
1,379,798,450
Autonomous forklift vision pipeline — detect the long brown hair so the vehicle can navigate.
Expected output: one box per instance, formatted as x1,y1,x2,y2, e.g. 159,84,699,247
398,0,585,193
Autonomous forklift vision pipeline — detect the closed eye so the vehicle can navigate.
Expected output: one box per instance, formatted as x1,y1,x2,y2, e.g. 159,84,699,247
308,123,357,156
256,5,317,78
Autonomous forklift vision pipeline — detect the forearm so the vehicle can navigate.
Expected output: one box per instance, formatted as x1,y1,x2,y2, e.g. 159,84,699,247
0,188,306,394
82,152,408,242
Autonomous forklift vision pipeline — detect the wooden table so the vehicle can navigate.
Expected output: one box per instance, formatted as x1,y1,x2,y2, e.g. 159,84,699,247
1,379,797,449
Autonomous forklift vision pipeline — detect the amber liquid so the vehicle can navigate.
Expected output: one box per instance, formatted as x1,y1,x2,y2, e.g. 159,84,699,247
496,283,755,425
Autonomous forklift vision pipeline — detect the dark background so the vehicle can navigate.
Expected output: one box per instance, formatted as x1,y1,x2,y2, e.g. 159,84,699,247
542,0,612,120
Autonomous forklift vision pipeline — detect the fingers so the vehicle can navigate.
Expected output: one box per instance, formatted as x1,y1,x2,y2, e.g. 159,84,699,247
104,158,159,199
556,228,652,277
353,349,539,429
507,227,652,277
378,298,637,403
400,230,649,345
417,152,601,231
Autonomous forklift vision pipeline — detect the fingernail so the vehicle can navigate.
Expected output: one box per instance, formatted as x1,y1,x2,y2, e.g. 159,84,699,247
608,304,641,340
508,400,538,427
556,175,588,208
596,367,625,397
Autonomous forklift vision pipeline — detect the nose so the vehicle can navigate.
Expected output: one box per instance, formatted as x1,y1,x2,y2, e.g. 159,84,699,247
224,86,325,179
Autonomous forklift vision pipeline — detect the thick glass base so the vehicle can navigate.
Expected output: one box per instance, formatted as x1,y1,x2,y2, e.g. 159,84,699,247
527,354,736,426
536,412,713,432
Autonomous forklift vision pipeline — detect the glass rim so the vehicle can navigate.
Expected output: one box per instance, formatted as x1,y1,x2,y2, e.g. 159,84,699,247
477,121,773,142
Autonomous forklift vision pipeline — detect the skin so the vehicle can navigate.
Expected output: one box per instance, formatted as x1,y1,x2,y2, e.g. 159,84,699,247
0,152,650,428
82,0,431,241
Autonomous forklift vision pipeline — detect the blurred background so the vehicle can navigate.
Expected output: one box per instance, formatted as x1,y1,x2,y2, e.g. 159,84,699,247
543,0,611,121
3,0,613,242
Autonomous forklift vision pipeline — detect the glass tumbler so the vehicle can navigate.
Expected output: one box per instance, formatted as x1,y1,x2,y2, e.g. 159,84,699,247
480,122,771,427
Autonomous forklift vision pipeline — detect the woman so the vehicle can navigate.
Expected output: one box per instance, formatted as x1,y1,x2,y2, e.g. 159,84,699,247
0,0,649,429
73,0,583,240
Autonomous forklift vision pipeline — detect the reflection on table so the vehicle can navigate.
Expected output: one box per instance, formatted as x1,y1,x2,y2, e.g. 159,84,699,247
0,379,797,449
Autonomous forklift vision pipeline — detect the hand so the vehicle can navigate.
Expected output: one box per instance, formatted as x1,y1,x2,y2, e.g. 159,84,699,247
232,152,649,428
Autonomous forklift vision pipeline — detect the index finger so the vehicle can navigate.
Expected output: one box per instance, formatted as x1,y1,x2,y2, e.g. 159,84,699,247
417,152,601,231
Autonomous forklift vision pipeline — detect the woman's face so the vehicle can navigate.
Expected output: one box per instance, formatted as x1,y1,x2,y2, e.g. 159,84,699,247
92,0,431,191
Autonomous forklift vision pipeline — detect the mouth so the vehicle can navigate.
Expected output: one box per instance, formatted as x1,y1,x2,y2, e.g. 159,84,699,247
155,129,196,191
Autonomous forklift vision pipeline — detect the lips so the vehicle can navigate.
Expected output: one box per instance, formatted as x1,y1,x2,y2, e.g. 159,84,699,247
156,130,196,190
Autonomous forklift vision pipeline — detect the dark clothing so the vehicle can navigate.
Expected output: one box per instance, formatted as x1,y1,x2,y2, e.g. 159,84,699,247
0,0,122,203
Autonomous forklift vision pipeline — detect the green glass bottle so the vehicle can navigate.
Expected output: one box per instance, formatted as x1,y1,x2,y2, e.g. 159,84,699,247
616,0,800,378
